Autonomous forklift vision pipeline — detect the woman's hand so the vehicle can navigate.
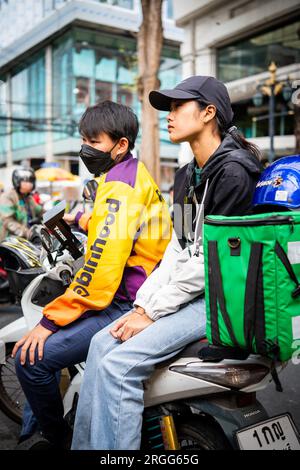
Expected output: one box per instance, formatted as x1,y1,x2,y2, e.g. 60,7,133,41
11,324,53,365
110,309,153,342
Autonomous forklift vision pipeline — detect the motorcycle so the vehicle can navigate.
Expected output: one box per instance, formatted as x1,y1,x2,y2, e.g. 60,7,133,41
0,201,86,422
0,265,10,304
0,202,299,450
0,219,45,305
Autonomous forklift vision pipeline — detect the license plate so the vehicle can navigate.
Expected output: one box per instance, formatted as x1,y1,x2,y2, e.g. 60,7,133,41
236,414,300,450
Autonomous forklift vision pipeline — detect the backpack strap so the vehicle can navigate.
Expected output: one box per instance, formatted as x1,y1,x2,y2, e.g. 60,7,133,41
198,344,249,362
244,243,266,353
207,241,239,348
208,241,221,346
275,242,300,298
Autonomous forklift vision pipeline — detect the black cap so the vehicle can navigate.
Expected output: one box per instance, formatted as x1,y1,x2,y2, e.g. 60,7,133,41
149,75,234,129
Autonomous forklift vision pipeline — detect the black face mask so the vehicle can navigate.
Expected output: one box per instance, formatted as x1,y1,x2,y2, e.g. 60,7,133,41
79,142,119,176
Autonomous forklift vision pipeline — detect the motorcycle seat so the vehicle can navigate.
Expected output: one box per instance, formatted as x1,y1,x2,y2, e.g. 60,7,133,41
155,339,208,369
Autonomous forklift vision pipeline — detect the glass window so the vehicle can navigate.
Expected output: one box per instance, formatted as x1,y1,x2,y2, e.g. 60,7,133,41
70,28,138,121
11,52,46,150
117,85,133,107
217,19,300,82
117,64,135,85
95,57,117,83
13,26,181,160
97,0,134,9
165,0,174,19
52,35,74,140
0,78,7,117
158,54,182,145
95,81,113,103
159,57,181,89
73,48,95,78
0,78,7,163
75,77,92,107
232,97,294,139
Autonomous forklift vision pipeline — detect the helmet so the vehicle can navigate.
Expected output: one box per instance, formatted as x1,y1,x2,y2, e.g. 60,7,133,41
253,155,300,212
12,167,36,192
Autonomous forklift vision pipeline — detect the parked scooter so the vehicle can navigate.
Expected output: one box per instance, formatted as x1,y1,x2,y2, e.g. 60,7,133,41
0,239,43,304
0,222,44,305
0,202,299,450
0,265,10,304
0,205,85,419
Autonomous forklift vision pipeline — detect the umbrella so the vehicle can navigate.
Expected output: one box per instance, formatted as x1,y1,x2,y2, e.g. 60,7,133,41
35,167,76,182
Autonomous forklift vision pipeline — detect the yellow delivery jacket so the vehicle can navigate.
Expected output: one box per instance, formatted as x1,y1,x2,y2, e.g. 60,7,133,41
41,153,172,331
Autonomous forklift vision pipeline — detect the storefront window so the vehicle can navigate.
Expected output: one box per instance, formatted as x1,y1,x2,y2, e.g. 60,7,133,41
232,98,295,138
0,78,7,164
158,54,181,146
218,19,300,82
74,77,91,108
117,85,133,107
5,26,181,168
95,57,117,83
95,81,113,103
11,52,45,150
70,28,137,121
52,34,73,139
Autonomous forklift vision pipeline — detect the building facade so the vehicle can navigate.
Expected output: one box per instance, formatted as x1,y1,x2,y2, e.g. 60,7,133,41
0,0,183,190
173,0,300,165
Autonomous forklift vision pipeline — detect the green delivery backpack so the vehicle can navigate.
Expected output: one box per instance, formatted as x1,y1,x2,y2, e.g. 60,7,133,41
203,212,300,365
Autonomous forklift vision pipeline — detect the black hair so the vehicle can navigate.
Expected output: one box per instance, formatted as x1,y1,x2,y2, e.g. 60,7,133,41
196,101,261,161
79,100,139,151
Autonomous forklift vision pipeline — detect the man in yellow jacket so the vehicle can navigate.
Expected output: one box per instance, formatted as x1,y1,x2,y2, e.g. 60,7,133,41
12,101,172,448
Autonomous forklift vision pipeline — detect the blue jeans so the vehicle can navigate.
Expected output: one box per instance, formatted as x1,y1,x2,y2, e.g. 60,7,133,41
15,299,132,446
71,297,206,450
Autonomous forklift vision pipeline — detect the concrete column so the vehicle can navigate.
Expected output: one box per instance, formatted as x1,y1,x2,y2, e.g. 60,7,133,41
6,73,13,168
181,57,196,79
45,44,54,163
195,47,216,77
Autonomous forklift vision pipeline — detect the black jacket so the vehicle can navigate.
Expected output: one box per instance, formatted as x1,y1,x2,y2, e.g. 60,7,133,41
173,134,263,249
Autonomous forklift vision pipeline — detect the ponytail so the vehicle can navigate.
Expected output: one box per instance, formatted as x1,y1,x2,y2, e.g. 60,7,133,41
221,123,261,161
197,101,261,161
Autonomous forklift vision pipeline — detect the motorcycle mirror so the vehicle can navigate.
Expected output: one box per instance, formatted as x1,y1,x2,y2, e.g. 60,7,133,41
43,200,83,260
82,179,98,202
40,228,54,253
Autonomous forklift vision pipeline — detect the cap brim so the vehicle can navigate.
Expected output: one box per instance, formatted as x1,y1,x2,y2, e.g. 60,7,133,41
149,89,198,111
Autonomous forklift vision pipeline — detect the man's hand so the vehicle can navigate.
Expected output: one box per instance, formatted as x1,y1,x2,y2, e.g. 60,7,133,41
11,324,53,366
63,213,76,225
110,309,153,342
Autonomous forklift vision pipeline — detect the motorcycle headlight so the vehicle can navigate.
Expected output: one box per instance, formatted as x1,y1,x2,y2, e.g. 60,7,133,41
170,363,270,389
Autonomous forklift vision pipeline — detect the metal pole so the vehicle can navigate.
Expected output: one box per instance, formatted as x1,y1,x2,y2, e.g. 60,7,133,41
269,84,275,164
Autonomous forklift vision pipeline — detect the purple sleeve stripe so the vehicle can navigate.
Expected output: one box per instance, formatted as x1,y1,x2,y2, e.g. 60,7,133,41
75,211,84,225
40,316,60,332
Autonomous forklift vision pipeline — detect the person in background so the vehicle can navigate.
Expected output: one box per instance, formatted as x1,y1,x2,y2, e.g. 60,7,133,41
0,168,42,242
